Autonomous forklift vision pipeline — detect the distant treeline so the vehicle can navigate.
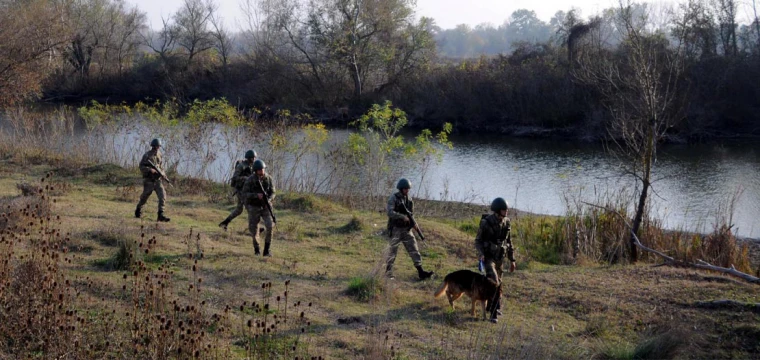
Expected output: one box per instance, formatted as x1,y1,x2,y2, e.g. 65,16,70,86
1,0,759,141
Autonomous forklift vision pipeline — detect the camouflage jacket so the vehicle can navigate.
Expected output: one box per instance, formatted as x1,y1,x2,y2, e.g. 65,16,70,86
241,174,276,206
475,213,515,261
138,150,163,180
230,160,254,190
386,192,414,229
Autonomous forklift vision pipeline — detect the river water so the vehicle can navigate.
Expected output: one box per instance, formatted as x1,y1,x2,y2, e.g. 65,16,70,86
418,134,759,238
2,116,758,238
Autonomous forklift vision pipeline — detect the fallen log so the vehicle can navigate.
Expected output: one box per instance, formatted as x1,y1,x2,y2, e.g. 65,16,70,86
581,201,760,285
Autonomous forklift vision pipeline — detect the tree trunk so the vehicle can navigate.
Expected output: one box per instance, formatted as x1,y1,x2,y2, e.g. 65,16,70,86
351,55,362,100
630,120,656,263
630,178,649,263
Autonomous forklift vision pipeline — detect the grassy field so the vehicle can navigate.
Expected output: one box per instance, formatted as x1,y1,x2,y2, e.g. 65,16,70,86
1,158,758,359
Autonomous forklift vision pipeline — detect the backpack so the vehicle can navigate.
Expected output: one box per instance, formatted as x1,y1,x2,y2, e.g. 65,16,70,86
230,160,244,188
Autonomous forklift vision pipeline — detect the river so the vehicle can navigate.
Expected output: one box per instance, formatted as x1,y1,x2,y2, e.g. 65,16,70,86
421,134,759,238
2,115,758,238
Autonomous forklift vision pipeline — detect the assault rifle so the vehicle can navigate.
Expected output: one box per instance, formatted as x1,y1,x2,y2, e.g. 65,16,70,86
146,160,173,187
399,201,425,243
256,176,277,226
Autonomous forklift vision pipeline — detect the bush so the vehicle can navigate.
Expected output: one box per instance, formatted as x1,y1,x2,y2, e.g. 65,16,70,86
347,276,383,302
337,216,365,233
87,227,130,247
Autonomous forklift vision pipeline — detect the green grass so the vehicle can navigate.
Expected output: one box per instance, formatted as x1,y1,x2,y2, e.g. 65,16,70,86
346,275,383,302
0,158,758,359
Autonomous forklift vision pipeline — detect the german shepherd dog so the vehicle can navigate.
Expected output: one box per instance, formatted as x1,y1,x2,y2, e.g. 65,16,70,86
434,270,501,320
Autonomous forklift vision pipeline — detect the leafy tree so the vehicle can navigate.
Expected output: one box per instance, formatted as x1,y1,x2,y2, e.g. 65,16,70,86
0,0,70,106
258,0,435,102
346,101,451,196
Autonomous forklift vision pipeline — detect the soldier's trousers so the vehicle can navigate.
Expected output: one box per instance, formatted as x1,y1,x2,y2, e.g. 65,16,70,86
483,256,504,316
386,226,422,268
246,204,273,249
136,179,166,213
483,256,504,285
222,191,245,223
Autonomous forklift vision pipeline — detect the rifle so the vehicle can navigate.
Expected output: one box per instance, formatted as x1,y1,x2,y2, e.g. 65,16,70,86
146,160,173,187
399,201,425,243
256,176,277,226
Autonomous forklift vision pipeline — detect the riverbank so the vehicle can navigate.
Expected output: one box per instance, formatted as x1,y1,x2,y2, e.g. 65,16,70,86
1,157,758,359
16,101,760,144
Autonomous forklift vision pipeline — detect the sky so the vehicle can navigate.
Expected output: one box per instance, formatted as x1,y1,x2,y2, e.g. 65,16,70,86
127,0,626,30
128,0,757,30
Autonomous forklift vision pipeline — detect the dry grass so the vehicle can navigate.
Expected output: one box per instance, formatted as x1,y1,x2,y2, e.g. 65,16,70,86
0,161,757,359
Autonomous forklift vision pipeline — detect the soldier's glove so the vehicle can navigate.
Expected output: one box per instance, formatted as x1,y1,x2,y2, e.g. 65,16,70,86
507,245,516,263
402,216,410,225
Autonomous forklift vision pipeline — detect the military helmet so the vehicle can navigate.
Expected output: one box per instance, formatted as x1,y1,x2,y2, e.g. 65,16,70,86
245,149,257,159
491,197,509,212
150,138,162,147
396,178,411,190
253,159,266,171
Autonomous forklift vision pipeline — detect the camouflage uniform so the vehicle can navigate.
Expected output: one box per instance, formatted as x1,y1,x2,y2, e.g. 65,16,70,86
474,213,515,284
474,212,515,322
220,160,254,227
385,192,422,271
241,173,276,253
136,149,167,215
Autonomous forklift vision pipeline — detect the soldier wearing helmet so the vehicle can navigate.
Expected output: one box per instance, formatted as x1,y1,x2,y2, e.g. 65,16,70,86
219,150,257,230
241,159,275,256
385,178,434,280
475,197,517,323
135,138,170,222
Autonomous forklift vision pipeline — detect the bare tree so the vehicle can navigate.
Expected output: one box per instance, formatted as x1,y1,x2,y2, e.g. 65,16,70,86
65,33,94,81
142,16,179,66
65,0,147,80
712,0,738,56
209,12,232,74
0,0,71,106
248,0,434,102
174,0,217,65
113,3,147,76
672,0,718,60
573,1,687,263
754,0,760,49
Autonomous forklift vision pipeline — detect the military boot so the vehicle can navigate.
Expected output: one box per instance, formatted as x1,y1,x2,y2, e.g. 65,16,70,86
157,212,171,222
218,219,230,231
486,299,495,314
262,243,271,257
486,300,502,317
415,265,434,280
489,297,502,323
135,207,142,219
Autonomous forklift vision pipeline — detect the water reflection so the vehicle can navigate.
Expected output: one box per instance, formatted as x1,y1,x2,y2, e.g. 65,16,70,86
415,135,759,238
5,114,756,238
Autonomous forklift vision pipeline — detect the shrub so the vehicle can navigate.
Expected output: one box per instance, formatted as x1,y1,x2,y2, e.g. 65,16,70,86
347,275,383,302
337,216,365,233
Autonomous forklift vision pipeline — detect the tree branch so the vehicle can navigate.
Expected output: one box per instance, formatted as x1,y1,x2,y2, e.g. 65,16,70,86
580,201,760,285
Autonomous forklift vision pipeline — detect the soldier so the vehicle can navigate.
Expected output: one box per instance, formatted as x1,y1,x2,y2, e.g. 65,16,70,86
475,197,516,323
385,178,434,280
218,150,257,230
241,159,275,256
135,138,170,222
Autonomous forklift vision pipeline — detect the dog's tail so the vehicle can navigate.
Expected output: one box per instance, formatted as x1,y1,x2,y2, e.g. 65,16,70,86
434,281,448,298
